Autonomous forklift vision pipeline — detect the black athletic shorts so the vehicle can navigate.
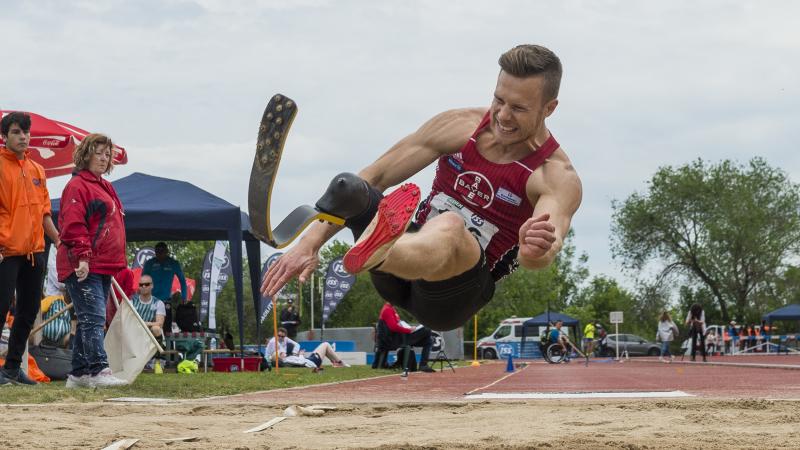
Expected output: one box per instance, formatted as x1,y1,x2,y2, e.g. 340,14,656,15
370,247,495,331
307,352,323,368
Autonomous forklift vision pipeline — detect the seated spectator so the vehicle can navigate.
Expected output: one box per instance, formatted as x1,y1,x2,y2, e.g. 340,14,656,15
130,275,165,338
265,327,300,364
284,342,351,372
264,328,349,370
379,302,435,373
549,320,569,354
40,293,75,348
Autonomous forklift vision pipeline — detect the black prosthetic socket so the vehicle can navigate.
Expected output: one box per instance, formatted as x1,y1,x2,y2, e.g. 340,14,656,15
345,184,384,240
315,172,384,240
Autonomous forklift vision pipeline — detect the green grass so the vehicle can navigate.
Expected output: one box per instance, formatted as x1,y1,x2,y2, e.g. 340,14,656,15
0,366,397,404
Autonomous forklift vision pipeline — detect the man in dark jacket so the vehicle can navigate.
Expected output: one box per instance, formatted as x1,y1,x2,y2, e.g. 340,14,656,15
279,299,301,339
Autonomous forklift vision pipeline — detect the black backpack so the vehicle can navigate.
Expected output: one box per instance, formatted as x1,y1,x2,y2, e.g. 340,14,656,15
30,344,72,380
540,327,551,346
174,302,203,332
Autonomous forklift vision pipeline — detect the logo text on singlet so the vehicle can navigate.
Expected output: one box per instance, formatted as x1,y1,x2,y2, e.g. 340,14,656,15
497,187,522,206
454,171,494,208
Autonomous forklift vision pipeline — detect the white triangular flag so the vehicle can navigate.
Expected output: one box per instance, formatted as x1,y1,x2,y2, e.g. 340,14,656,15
104,280,163,384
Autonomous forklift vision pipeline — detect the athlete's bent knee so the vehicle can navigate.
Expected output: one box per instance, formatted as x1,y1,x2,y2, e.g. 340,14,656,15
426,211,467,234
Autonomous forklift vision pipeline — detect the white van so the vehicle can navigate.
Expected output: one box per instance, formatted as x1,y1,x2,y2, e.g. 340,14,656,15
475,317,532,359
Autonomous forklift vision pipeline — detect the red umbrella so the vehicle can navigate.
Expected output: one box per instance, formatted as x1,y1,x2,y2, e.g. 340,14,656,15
0,110,127,178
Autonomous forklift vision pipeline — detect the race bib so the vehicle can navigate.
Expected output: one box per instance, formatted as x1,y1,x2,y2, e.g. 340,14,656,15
427,192,498,250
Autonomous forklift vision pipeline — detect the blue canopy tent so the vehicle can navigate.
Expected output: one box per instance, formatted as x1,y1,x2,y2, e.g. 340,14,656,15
520,312,580,356
763,304,800,324
51,172,264,358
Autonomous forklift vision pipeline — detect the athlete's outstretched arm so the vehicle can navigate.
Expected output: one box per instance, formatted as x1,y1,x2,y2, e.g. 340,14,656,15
517,154,582,270
261,108,483,297
358,108,481,191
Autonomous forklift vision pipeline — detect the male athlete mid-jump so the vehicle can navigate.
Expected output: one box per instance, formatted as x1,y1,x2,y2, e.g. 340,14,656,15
262,44,582,331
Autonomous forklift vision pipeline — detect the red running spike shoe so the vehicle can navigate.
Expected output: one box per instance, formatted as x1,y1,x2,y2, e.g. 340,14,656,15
343,183,420,273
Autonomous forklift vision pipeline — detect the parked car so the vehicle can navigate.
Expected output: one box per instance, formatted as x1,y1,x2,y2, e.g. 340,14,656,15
602,333,661,357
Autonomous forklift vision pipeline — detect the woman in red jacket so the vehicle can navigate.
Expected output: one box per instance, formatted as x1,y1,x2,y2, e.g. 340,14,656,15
57,134,128,388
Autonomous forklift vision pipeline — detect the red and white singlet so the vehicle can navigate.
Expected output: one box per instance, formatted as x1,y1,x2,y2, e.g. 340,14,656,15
415,111,559,281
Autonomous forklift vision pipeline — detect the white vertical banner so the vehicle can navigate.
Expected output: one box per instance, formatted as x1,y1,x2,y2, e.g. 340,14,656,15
208,241,228,330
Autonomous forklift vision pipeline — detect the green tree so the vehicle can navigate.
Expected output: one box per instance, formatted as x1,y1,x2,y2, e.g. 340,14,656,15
611,158,800,322
470,229,589,340
566,276,638,333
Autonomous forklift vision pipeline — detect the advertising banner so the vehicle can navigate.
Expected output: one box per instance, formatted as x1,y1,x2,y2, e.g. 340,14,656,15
321,257,356,324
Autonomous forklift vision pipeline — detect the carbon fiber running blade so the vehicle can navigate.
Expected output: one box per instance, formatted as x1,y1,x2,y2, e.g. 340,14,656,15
247,94,344,248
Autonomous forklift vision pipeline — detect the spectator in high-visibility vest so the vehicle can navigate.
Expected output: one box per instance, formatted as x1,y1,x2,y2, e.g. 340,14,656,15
583,321,596,356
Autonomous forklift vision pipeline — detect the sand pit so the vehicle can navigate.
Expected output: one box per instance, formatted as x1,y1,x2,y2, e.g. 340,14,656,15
2,398,799,449
5,358,800,448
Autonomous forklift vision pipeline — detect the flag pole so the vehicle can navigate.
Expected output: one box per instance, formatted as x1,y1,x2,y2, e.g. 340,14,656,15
471,315,480,367
30,304,73,336
307,272,312,333
272,295,279,373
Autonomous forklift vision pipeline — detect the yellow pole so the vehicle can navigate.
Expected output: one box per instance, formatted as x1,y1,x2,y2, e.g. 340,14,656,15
272,296,279,373
471,315,480,366
299,281,304,337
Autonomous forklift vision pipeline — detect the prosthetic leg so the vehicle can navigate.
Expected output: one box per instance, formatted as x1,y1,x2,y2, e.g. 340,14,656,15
248,93,414,250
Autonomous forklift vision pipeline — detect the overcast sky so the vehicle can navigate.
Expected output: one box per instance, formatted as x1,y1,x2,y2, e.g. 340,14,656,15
3,0,799,288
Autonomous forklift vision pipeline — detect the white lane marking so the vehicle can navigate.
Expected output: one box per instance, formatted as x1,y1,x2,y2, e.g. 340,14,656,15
464,364,528,396
465,391,694,400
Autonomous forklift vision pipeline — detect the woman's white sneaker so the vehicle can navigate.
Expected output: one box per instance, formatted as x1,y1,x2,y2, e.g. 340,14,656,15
66,374,93,389
91,368,128,388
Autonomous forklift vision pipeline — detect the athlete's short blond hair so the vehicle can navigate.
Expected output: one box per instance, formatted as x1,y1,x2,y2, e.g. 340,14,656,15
499,44,562,102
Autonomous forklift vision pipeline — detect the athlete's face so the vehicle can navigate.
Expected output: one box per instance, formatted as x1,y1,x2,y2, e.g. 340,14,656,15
490,71,558,147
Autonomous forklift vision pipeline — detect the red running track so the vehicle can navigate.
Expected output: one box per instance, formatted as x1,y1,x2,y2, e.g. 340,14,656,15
227,355,800,404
